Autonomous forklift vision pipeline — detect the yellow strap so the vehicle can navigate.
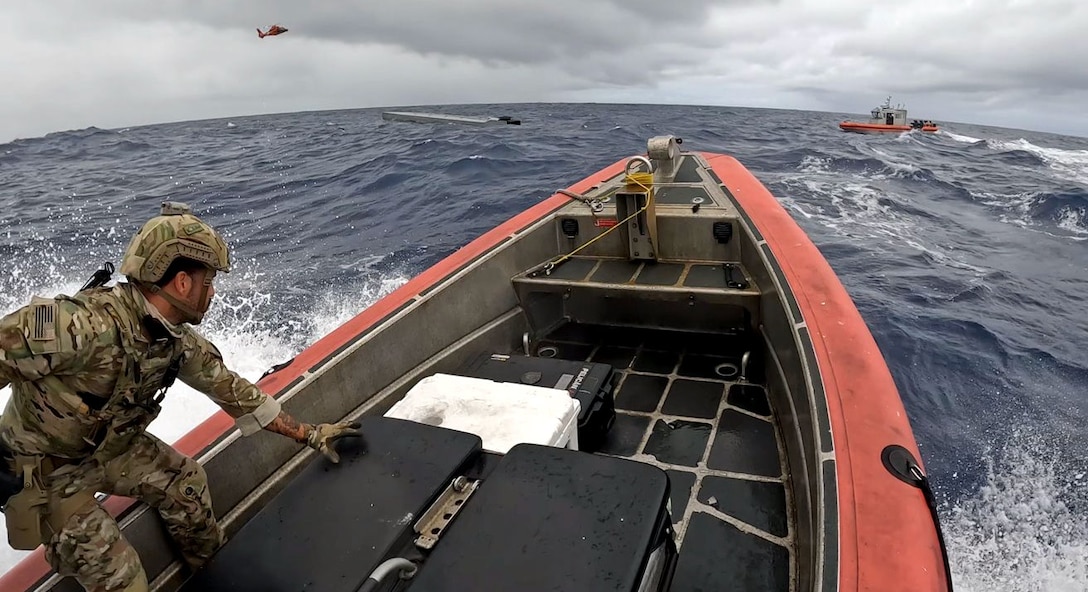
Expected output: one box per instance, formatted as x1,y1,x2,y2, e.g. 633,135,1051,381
546,171,654,272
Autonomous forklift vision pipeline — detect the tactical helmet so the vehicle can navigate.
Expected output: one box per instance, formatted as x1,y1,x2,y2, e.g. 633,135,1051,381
120,202,231,284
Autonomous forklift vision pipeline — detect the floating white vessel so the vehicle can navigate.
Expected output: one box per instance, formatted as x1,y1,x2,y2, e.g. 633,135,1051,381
381,111,521,126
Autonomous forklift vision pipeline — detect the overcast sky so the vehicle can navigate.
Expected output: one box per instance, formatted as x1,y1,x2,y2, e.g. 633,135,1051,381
2,0,1086,142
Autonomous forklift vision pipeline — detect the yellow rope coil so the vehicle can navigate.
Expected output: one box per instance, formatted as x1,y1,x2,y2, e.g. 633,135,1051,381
624,171,654,194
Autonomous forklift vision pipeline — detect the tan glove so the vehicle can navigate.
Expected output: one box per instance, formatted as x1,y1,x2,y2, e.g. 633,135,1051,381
305,421,362,464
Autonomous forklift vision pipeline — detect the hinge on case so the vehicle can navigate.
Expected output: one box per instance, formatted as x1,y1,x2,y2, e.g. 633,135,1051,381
413,476,479,550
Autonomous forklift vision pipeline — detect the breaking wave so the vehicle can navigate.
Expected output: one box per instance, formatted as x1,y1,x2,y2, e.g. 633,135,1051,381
946,433,1088,591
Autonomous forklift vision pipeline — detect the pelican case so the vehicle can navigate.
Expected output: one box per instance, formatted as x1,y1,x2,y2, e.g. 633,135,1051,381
409,443,678,591
459,353,616,451
181,417,484,592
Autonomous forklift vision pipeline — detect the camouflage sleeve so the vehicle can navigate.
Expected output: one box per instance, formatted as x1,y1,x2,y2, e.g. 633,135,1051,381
177,329,281,436
0,297,99,383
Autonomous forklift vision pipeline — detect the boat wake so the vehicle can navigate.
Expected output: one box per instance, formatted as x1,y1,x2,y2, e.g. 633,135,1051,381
944,431,1088,591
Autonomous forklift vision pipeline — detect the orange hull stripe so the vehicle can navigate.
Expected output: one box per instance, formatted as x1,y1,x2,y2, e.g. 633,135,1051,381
702,152,948,590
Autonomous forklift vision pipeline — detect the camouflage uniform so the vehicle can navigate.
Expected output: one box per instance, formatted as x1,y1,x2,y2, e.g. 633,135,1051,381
0,204,281,592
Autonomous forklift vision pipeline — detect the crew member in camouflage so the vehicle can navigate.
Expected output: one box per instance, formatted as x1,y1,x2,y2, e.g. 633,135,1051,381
0,202,360,592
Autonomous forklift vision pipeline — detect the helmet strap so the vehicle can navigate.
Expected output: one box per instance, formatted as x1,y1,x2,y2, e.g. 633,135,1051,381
142,274,211,325
158,286,208,325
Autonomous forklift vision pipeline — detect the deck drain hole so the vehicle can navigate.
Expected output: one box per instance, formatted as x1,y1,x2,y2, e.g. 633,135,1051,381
538,346,558,358
714,363,739,379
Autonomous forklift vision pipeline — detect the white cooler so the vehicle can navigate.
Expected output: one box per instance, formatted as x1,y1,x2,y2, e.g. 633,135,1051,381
384,373,581,453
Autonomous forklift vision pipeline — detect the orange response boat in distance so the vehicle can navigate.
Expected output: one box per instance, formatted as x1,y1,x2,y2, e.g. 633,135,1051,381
2,135,953,592
840,96,939,133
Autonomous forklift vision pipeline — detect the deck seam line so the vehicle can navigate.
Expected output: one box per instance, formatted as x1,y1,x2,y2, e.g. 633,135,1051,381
618,405,773,425
689,504,793,548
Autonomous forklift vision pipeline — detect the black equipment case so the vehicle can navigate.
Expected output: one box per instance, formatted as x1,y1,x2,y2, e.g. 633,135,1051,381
181,417,483,592
409,443,678,592
182,420,675,592
459,353,617,451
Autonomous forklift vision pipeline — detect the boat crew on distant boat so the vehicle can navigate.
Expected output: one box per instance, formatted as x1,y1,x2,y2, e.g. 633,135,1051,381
840,96,939,133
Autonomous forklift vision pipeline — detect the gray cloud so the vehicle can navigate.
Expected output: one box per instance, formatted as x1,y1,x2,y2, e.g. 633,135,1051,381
1,0,1087,141
81,0,759,62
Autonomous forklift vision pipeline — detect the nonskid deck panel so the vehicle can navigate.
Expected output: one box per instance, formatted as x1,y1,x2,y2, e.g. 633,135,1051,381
534,323,793,592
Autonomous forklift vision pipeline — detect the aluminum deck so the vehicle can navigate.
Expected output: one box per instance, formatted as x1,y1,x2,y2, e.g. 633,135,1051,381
533,321,792,591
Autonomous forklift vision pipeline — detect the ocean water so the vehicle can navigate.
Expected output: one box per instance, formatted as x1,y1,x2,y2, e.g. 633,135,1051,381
2,103,1086,589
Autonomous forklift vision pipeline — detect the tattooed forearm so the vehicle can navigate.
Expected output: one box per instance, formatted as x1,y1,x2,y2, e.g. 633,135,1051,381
264,411,312,443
